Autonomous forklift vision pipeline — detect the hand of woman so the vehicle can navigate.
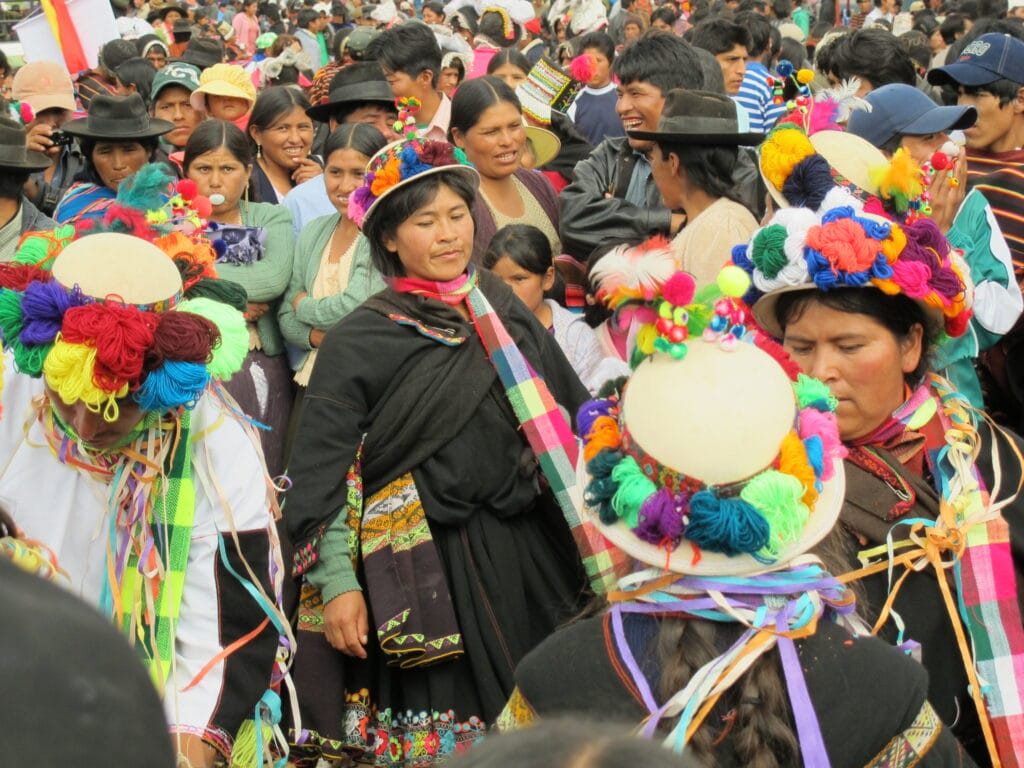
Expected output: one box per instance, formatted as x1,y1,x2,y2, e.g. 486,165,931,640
291,157,323,186
309,328,326,347
246,302,270,321
927,151,967,234
323,590,369,658
292,291,308,311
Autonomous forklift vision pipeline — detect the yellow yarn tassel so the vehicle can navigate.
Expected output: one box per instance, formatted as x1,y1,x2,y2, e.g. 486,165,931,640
230,719,272,768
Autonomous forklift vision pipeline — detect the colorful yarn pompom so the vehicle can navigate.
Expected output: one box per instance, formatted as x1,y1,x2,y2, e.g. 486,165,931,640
797,407,844,480
759,125,816,192
778,431,818,507
44,340,128,419
135,360,210,412
794,373,838,412
635,488,686,546
14,225,75,269
583,415,621,462
577,397,617,438
686,491,770,556
176,298,248,380
610,456,658,528
20,281,85,347
739,470,809,561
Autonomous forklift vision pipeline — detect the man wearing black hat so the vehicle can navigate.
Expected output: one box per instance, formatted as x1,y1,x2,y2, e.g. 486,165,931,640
284,62,398,232
179,36,227,69
0,118,55,259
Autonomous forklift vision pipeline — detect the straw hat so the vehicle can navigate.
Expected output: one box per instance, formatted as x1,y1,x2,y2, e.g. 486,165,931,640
190,63,257,112
525,125,560,167
578,267,846,576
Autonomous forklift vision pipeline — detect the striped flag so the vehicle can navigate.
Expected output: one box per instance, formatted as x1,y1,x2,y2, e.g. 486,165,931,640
39,0,88,73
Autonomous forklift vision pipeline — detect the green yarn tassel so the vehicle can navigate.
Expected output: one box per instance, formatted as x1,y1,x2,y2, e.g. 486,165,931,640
610,456,657,528
740,470,809,562
176,297,249,381
230,718,272,767
794,373,838,412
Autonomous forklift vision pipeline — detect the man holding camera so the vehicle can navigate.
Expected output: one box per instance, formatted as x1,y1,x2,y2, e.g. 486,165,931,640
15,61,83,218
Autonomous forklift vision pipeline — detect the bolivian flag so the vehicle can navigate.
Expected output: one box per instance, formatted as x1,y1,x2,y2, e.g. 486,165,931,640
40,0,88,73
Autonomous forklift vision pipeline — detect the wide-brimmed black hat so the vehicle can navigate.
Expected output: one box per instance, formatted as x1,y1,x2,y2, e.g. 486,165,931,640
0,118,51,171
627,89,763,145
307,78,394,121
178,37,225,69
147,3,188,22
62,94,174,141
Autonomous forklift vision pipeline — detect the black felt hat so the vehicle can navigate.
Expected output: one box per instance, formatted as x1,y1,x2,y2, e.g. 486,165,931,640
61,93,174,141
627,89,763,145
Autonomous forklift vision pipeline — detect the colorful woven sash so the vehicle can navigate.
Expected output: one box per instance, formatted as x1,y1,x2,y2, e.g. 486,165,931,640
386,267,620,595
844,375,1024,767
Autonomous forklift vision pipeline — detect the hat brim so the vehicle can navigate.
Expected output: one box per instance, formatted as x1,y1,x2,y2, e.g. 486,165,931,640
306,82,395,121
901,103,977,136
20,93,77,114
190,81,256,110
751,280,949,340
61,117,175,140
628,128,764,146
526,126,561,167
0,150,53,172
363,164,480,229
581,454,845,576
927,61,1001,87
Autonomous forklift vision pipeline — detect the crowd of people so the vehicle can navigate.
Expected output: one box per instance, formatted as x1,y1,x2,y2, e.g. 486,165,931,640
2,0,1024,764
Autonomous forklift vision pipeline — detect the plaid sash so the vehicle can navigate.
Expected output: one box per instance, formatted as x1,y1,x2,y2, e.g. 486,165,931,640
386,267,619,595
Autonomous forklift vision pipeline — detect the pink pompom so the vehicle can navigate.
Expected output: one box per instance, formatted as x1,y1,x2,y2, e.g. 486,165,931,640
569,53,596,83
193,196,213,219
798,407,845,480
176,179,198,200
661,272,696,306
19,102,34,124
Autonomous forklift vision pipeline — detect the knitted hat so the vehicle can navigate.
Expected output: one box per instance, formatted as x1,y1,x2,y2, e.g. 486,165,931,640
0,165,248,422
578,264,846,576
190,63,258,112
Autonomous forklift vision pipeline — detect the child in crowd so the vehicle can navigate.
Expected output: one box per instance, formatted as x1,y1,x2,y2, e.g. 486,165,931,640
484,224,614,392
567,31,624,145
189,63,257,130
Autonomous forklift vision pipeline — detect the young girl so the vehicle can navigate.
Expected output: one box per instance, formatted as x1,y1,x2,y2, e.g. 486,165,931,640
484,224,618,392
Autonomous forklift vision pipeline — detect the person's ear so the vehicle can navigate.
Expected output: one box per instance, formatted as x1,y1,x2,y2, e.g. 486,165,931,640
417,68,434,90
244,162,254,182
669,150,682,177
899,323,924,375
450,126,466,149
542,265,556,291
382,231,399,253
1013,86,1024,115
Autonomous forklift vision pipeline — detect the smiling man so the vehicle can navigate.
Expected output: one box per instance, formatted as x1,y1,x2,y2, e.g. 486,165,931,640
559,33,705,261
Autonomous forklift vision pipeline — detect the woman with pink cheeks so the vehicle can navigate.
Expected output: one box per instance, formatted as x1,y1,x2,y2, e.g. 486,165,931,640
247,86,320,203
449,76,562,261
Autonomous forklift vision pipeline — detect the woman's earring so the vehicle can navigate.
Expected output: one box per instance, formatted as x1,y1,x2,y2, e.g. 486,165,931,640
256,144,262,159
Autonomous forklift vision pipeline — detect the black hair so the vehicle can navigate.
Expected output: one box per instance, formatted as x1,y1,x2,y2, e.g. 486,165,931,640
448,76,521,139
939,12,968,42
115,58,157,109
183,118,254,172
738,0,769,11
76,137,161,187
689,18,752,55
692,45,727,92
0,49,8,79
370,21,443,87
612,33,705,93
246,85,311,153
899,30,932,72
422,0,444,16
962,77,1023,105
99,38,139,76
771,0,793,17
486,48,531,76
734,9,773,57
364,171,477,277
0,171,29,200
298,8,318,28
778,36,808,68
445,718,700,768
774,288,936,383
812,28,849,72
657,141,742,203
651,6,681,26
911,9,939,34
826,28,916,87
577,30,616,61
478,7,520,46
323,121,387,159
977,0,1008,17
482,224,553,273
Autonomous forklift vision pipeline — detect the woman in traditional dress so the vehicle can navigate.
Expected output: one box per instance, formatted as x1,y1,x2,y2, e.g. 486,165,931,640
184,119,296,478
500,264,972,766
283,135,603,767
733,115,1024,766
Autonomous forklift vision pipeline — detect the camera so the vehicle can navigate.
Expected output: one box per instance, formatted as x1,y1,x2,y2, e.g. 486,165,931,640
49,130,73,147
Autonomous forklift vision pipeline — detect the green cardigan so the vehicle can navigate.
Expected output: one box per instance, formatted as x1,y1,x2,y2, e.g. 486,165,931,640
278,212,385,370
212,201,295,357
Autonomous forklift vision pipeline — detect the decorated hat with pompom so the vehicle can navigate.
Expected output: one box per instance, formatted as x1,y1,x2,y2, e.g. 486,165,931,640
731,190,973,341
347,98,478,229
577,266,846,576
0,165,249,424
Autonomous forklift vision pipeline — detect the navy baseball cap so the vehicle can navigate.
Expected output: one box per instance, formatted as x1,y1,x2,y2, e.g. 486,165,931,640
848,83,976,147
927,33,1024,87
